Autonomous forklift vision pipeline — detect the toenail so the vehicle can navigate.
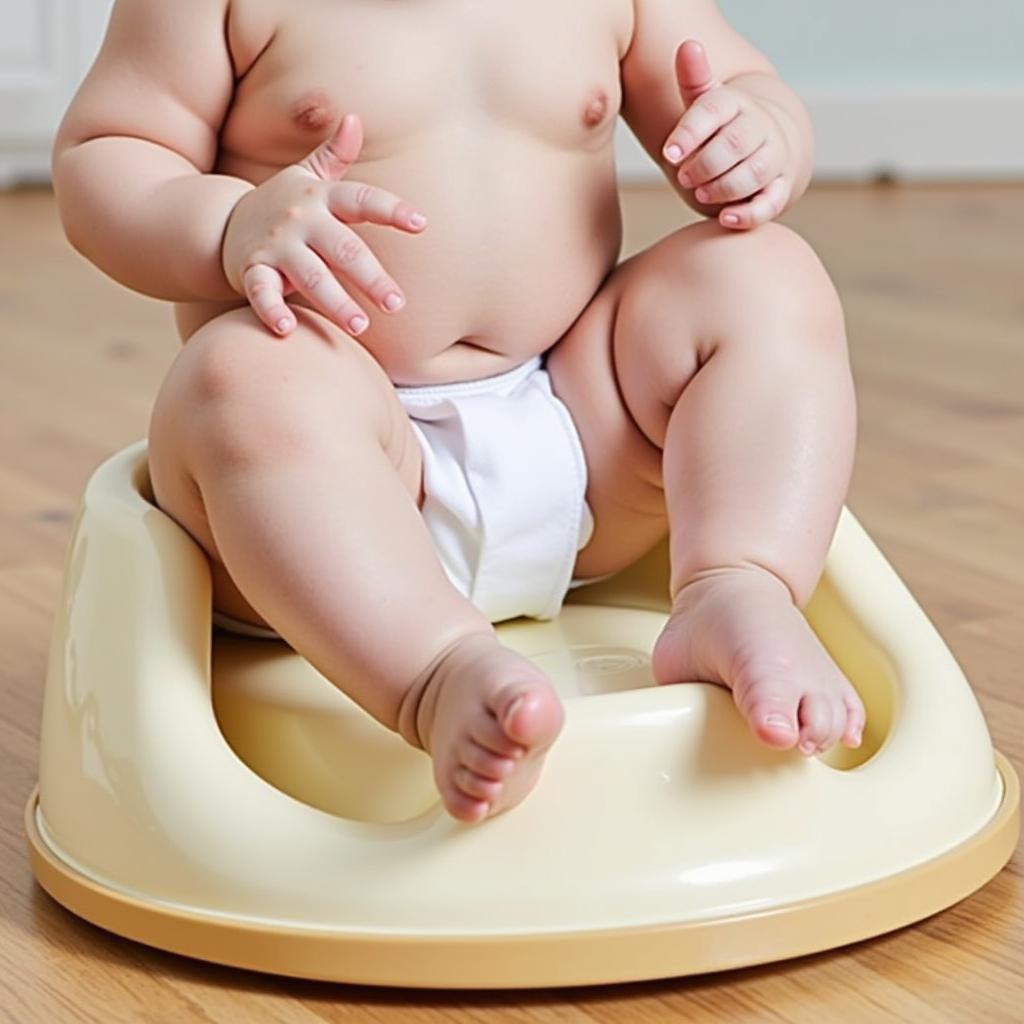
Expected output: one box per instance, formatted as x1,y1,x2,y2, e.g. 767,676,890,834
799,740,817,755
765,714,794,731
504,694,526,723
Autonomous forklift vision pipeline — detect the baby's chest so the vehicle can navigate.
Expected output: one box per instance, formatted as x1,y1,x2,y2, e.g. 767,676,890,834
224,0,628,164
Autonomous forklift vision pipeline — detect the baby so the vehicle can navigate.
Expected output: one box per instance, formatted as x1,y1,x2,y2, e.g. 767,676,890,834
54,0,865,824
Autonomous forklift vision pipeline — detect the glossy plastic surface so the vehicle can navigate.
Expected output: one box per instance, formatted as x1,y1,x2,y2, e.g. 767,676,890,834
27,442,1018,985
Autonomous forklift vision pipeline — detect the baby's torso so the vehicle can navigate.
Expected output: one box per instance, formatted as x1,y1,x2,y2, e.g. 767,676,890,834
176,0,634,384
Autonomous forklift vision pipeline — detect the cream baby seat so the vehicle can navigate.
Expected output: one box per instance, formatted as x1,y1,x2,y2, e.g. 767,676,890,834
26,441,1019,988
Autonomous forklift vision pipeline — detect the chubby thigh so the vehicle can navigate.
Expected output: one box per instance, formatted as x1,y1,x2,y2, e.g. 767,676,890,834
147,304,424,629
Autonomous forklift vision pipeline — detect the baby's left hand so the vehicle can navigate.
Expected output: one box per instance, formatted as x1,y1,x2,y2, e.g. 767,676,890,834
661,40,794,230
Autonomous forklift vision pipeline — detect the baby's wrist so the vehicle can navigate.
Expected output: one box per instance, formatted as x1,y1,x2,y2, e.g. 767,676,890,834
218,183,258,295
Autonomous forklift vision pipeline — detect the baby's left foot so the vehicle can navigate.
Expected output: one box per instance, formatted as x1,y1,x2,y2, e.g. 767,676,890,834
651,567,866,755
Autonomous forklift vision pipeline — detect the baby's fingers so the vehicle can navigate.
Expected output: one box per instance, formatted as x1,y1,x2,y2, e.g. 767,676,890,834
663,86,741,166
328,181,427,232
243,264,295,337
308,222,407,314
281,250,370,337
719,176,790,230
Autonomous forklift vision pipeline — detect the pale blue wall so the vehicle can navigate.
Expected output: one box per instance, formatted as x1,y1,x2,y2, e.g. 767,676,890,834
718,2,1024,90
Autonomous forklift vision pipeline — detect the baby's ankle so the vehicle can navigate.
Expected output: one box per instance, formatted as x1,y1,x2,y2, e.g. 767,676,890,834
670,563,796,615
395,629,498,753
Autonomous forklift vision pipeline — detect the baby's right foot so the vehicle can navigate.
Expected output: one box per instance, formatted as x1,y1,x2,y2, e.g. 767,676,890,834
405,633,565,824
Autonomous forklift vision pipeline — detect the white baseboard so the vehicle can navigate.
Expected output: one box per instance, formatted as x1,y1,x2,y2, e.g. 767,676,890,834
0,151,52,189
616,89,1024,182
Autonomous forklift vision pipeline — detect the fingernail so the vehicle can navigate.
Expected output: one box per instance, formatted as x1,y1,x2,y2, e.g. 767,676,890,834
348,314,368,334
695,187,710,202
383,291,404,311
722,213,740,226
677,171,692,187
275,317,292,334
409,212,427,228
664,144,683,164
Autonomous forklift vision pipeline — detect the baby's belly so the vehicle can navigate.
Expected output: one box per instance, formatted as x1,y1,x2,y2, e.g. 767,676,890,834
176,131,623,385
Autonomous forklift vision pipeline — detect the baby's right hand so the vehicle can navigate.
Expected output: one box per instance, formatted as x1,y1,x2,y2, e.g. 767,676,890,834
221,113,426,337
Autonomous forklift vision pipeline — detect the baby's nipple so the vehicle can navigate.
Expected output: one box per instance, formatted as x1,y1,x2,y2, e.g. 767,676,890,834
582,90,609,129
290,89,339,133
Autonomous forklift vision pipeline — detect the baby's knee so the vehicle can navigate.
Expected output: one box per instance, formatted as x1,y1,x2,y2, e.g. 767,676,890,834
743,223,845,329
152,310,388,471
662,222,845,349
655,220,828,291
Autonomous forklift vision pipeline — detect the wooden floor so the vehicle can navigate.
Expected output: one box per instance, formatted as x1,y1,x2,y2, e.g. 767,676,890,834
2,183,1022,1021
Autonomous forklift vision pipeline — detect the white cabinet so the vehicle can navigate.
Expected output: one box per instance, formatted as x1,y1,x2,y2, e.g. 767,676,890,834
0,0,114,187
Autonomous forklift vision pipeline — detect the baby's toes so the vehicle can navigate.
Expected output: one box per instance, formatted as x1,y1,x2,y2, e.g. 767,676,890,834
460,739,519,782
841,687,866,748
442,786,489,827
743,691,801,749
470,714,527,761
797,692,843,755
454,765,505,803
491,683,565,750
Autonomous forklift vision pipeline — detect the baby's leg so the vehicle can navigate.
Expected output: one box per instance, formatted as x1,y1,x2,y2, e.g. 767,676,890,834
549,221,865,754
148,307,563,822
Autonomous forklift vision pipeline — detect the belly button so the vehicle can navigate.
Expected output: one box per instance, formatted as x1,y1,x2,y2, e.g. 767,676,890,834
582,91,609,128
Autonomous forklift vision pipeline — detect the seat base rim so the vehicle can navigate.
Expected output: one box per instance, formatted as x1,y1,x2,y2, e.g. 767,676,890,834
24,752,1020,989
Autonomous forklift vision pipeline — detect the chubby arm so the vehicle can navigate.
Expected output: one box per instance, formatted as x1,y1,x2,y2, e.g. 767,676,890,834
52,0,253,301
621,0,814,223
